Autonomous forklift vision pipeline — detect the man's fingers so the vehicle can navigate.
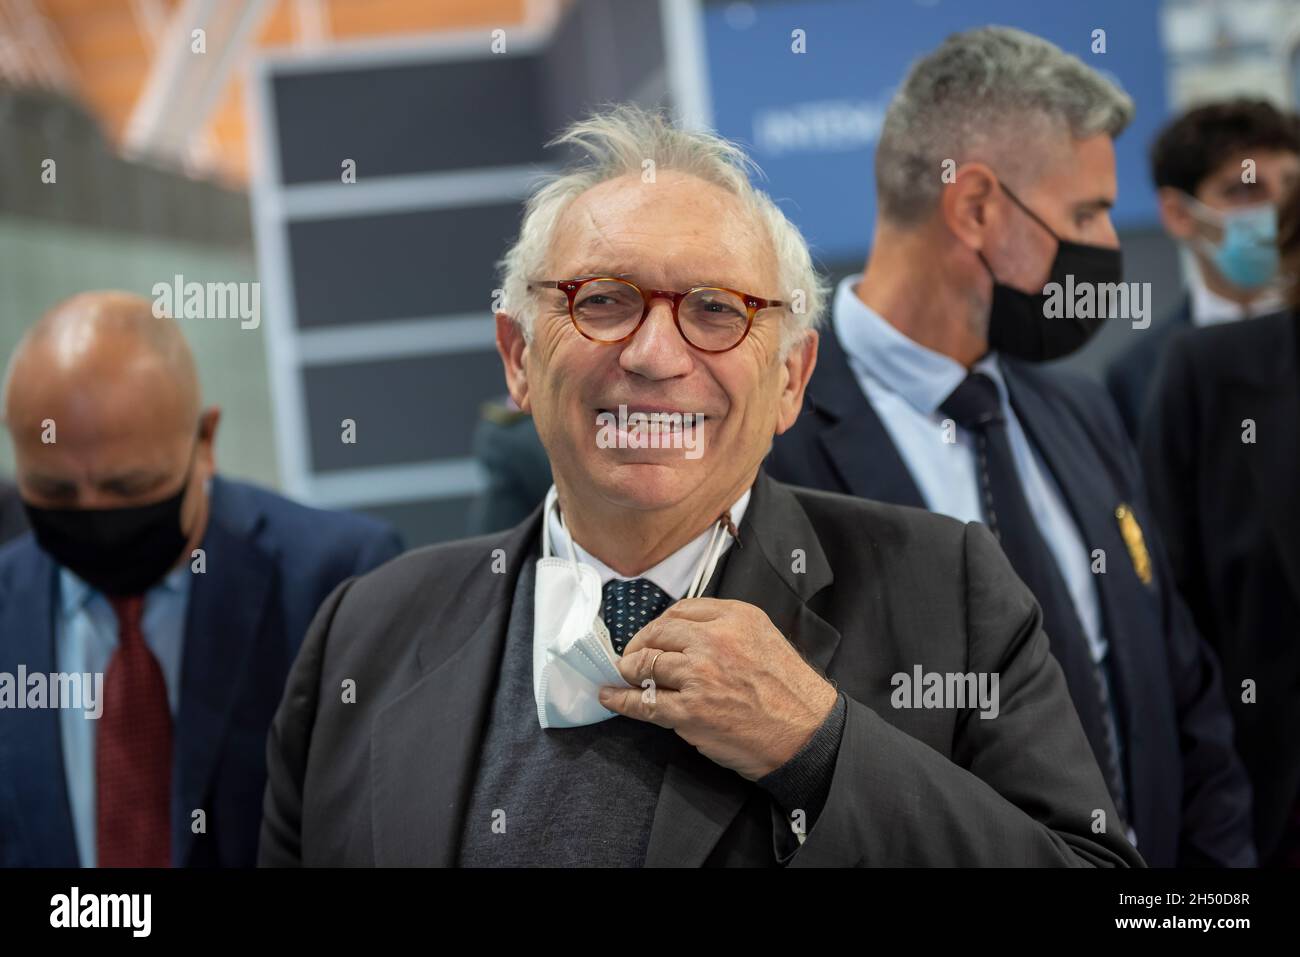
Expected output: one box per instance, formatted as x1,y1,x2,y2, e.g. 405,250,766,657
623,616,696,656
660,597,730,621
599,684,681,727
614,646,690,689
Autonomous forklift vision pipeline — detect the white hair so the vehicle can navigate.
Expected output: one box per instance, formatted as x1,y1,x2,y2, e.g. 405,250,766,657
876,25,1135,225
499,105,828,353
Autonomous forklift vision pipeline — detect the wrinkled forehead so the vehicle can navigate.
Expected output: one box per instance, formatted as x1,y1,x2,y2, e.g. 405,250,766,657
547,171,779,290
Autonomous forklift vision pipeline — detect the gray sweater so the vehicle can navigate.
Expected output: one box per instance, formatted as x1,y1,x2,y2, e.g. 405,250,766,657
457,547,845,867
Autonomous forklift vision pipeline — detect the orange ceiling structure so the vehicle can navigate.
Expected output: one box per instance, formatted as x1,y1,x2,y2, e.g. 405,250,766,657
4,0,541,186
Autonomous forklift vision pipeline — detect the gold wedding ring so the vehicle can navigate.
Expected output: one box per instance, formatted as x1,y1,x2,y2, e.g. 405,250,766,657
649,650,664,685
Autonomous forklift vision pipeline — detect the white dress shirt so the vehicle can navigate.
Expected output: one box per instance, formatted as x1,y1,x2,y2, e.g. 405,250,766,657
546,487,751,598
832,275,1108,666
1186,255,1285,327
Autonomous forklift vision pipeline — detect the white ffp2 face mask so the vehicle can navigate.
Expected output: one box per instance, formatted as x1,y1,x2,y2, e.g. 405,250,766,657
532,555,628,729
531,486,735,730
533,487,629,729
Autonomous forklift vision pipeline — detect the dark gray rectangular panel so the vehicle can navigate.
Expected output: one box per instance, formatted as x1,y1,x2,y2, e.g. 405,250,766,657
303,348,506,470
272,56,549,184
288,202,522,327
542,0,666,138
360,494,482,547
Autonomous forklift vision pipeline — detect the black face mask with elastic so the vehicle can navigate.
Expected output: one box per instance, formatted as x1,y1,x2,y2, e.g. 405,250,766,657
22,440,199,597
978,180,1124,362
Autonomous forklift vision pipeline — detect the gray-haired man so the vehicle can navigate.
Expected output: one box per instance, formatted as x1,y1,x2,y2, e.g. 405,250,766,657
261,105,1140,868
769,26,1254,867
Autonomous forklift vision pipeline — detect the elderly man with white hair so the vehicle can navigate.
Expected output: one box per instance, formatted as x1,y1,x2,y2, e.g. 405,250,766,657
260,105,1141,868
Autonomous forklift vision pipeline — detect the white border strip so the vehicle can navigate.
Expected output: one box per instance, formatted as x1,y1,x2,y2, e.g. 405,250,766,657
280,164,555,220
248,53,314,497
661,0,714,130
298,314,497,365
309,457,486,508
256,22,549,73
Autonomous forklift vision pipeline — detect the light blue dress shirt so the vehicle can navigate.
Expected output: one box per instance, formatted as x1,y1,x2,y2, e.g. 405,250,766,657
832,275,1108,667
55,564,191,867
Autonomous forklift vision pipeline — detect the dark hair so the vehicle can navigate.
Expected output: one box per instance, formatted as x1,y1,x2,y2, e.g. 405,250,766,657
1150,99,1300,195
1281,178,1300,312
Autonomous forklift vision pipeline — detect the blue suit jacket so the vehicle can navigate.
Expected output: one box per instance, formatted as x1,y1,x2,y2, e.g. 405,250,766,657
0,476,403,867
768,325,1255,867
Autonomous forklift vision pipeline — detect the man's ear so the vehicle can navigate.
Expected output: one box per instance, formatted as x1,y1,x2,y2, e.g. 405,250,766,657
775,329,818,436
1157,186,1198,242
941,161,1001,254
496,312,531,413
197,406,221,478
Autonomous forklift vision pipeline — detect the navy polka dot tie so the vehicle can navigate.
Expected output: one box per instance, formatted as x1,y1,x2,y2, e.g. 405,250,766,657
601,578,674,655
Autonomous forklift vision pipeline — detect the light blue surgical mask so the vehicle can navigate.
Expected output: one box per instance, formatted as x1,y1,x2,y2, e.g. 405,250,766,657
1183,193,1280,290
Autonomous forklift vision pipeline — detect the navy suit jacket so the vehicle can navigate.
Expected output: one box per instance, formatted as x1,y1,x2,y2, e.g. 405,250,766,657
768,325,1255,867
0,479,26,548
0,476,403,867
1106,298,1192,442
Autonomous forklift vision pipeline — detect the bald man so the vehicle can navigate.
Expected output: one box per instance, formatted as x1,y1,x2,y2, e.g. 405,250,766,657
0,291,403,867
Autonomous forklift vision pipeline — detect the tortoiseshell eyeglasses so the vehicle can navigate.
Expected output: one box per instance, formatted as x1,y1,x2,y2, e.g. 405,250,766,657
528,277,785,353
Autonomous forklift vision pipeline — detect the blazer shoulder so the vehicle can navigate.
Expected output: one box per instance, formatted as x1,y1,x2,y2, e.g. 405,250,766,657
1167,310,1296,386
330,526,521,620
214,476,398,550
784,481,969,553
0,533,37,584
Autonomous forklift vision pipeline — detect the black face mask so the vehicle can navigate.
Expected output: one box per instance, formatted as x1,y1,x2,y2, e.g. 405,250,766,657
22,446,198,597
980,181,1124,362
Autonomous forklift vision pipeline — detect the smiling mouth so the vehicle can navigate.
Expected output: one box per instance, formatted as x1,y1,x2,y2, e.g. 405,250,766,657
596,407,709,429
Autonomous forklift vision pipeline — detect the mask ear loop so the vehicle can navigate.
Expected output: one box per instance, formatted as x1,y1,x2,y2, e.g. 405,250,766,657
541,487,556,558
543,489,586,589
687,510,738,600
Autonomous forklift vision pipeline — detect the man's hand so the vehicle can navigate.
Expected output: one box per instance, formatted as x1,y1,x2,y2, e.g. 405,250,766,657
599,597,838,781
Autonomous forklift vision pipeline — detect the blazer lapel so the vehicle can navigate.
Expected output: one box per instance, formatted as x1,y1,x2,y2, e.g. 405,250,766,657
644,473,841,866
0,542,80,866
371,510,541,866
1001,363,1152,794
174,485,275,866
807,324,927,508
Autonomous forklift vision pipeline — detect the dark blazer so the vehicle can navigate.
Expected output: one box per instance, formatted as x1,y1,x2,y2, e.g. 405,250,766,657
0,479,26,547
0,475,403,867
767,325,1254,868
1106,297,1192,441
1140,311,1300,863
261,471,1144,867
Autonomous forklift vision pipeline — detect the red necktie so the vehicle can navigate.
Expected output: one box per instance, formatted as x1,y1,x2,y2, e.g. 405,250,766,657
96,594,172,867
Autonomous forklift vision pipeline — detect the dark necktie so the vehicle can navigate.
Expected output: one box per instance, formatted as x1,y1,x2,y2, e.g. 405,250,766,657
941,372,1130,826
96,594,172,867
601,578,674,656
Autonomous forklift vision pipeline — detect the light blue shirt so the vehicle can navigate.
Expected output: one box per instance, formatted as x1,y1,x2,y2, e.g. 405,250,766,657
832,275,1108,666
55,564,191,867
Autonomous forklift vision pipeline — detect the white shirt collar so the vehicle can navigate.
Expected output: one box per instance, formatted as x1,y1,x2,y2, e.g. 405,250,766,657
544,486,751,598
1186,256,1285,327
833,274,1007,414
